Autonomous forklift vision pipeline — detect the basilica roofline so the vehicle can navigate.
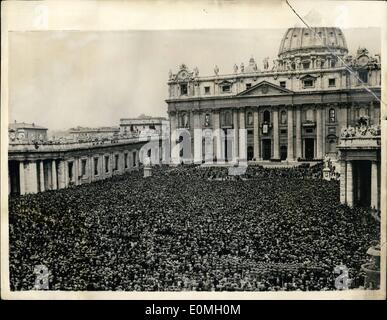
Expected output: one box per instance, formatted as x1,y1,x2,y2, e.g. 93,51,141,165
167,64,380,85
165,86,381,104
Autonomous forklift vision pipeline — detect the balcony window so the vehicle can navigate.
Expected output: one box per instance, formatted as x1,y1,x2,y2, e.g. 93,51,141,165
303,79,314,88
358,70,368,83
222,85,231,93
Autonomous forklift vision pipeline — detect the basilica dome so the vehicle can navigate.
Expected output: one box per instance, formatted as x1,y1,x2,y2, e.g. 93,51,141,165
278,27,348,58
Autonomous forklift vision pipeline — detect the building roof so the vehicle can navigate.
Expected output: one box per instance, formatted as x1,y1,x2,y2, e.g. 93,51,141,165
9,122,48,130
278,27,348,57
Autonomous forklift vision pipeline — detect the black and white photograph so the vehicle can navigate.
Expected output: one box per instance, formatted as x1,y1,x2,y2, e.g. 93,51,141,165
1,0,386,300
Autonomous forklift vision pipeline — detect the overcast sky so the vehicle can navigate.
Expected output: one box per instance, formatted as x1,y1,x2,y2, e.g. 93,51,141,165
8,27,380,131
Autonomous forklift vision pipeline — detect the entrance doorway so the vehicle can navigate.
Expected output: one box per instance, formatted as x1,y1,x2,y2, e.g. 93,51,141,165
280,146,287,161
354,160,371,207
305,138,314,160
262,140,271,160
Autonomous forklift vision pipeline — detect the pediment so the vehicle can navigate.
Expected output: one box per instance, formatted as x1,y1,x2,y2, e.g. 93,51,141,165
237,81,293,96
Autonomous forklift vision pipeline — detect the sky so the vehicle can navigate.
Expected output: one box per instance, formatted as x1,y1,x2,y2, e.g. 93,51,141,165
8,27,381,131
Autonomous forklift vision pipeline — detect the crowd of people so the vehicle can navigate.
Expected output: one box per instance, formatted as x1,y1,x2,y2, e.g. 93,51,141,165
9,164,379,291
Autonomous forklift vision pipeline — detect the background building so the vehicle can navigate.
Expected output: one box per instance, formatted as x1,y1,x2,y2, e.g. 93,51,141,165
9,121,48,143
120,114,167,136
166,27,381,164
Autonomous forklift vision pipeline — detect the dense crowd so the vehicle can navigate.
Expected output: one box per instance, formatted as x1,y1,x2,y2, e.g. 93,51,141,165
9,164,379,291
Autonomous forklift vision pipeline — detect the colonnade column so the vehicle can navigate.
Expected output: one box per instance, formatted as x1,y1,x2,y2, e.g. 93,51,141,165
233,109,239,162
19,161,25,195
52,160,57,190
253,109,260,161
287,105,294,161
58,160,66,189
371,161,379,210
193,110,202,164
340,160,347,204
296,106,302,160
346,160,354,207
272,107,279,160
25,161,38,194
39,160,45,192
239,108,247,162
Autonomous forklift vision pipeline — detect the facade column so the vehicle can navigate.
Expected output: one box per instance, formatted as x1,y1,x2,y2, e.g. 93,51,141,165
316,105,323,159
371,161,379,210
239,108,247,162
233,109,239,162
52,160,57,190
193,111,202,164
287,105,294,161
39,160,45,192
346,161,354,207
340,160,347,204
213,110,222,162
19,161,25,195
296,106,302,159
253,109,260,161
272,107,280,160
170,112,179,164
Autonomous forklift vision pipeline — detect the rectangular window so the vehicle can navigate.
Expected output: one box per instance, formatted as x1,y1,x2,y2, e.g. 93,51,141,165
280,81,286,88
222,85,231,92
303,79,314,88
68,162,73,181
105,156,109,173
124,153,128,169
246,83,252,90
81,159,87,176
114,154,119,171
94,158,99,176
306,128,314,133
180,84,188,95
204,86,210,94
303,62,310,69
328,78,336,87
280,129,287,134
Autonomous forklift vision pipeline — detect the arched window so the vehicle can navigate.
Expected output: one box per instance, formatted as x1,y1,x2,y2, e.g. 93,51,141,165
329,108,336,123
263,110,271,122
281,110,287,124
247,112,253,125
